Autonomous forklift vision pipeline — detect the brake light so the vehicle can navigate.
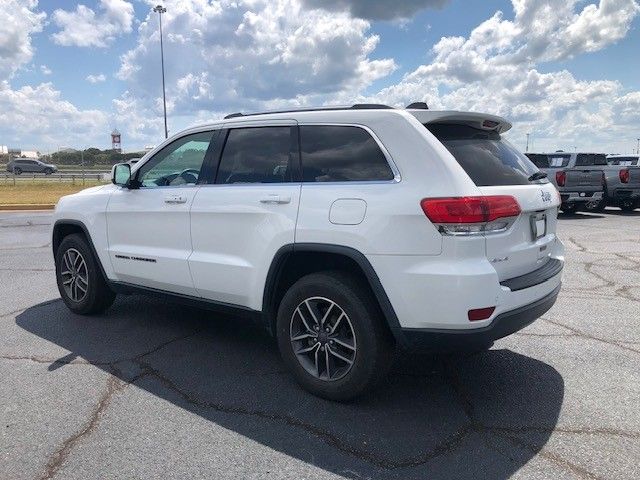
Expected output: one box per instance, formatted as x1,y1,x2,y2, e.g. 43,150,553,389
468,306,496,321
620,168,629,184
421,196,521,235
556,171,566,187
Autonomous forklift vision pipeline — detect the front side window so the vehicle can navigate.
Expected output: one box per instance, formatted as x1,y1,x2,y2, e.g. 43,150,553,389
137,131,214,187
300,126,395,182
216,127,293,184
426,123,547,186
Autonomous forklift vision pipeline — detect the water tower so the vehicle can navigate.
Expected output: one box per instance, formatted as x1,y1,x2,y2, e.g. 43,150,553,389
111,128,122,152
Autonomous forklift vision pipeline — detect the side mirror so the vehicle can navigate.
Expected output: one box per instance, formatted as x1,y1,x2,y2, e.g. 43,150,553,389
112,163,131,187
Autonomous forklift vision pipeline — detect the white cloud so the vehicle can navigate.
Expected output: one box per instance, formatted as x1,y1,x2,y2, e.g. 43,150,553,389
86,73,107,83
0,0,46,79
366,0,640,152
40,65,52,75
0,81,108,148
117,0,396,124
51,0,135,48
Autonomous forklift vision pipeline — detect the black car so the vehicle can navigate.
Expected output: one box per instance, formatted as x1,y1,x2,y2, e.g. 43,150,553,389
6,158,58,175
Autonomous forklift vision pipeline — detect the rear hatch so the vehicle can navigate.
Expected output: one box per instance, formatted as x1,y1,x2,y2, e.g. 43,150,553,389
425,121,559,281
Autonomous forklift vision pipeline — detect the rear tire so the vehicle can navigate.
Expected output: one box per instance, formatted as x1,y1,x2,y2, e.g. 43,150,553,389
560,203,578,214
55,234,116,315
584,197,607,212
13,167,22,175
619,200,638,212
276,271,394,401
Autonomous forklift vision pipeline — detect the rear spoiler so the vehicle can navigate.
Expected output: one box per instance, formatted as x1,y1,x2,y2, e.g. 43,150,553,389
409,110,512,134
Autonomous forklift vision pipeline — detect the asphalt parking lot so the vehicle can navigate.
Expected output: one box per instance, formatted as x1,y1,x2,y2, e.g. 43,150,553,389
1,210,639,480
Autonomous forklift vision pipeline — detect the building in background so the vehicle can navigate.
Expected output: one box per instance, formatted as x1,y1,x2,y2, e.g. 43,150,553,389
0,145,7,154
111,129,122,153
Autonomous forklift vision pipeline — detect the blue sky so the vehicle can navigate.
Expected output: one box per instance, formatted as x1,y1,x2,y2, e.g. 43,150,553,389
1,0,639,154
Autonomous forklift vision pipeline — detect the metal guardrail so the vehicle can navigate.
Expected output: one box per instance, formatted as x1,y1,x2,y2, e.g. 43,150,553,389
1,172,110,184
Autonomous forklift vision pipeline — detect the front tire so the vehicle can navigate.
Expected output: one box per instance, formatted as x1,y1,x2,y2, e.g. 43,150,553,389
55,234,116,314
44,168,53,175
276,271,393,401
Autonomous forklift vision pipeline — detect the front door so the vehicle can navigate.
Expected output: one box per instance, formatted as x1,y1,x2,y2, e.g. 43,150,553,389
106,130,218,295
189,123,301,310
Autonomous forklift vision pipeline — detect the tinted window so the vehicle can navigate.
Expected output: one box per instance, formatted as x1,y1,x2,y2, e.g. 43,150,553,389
138,131,214,187
216,127,293,184
426,124,545,186
300,126,394,182
608,156,638,166
546,154,570,167
525,154,549,168
576,154,607,166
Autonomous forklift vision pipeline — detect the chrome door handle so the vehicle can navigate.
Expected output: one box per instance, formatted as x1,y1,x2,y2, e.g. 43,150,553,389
164,195,187,204
260,195,291,204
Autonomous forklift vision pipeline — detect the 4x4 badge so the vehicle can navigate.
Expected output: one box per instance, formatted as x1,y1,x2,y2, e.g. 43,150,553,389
541,190,552,202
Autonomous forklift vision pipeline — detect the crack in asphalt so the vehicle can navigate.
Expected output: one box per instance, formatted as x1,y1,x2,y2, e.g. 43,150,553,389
541,317,640,355
35,369,149,480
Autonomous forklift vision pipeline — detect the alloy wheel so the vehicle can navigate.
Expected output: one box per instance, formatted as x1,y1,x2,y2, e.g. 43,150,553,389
289,297,357,381
60,248,89,302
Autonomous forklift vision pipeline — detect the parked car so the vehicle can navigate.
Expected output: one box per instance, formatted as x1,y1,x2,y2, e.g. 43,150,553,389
585,154,640,212
52,104,564,400
525,152,605,213
6,158,58,175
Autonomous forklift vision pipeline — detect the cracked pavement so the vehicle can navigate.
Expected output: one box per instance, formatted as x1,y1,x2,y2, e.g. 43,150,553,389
0,210,639,479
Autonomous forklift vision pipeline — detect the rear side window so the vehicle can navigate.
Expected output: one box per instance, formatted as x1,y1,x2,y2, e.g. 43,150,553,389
299,125,395,182
576,154,607,166
525,154,549,168
608,157,638,166
216,127,294,184
426,124,545,186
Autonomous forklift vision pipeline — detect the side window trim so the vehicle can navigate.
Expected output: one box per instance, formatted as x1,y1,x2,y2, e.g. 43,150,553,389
297,123,401,184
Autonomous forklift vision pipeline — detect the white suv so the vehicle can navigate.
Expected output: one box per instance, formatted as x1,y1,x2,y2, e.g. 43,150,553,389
52,104,564,400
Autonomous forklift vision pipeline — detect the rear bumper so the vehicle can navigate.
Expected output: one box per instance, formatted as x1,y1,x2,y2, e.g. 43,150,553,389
612,188,640,200
400,285,561,352
561,191,603,204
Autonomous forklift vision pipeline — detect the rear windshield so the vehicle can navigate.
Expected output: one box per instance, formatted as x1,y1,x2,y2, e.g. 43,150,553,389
576,154,607,166
608,157,638,166
425,124,547,186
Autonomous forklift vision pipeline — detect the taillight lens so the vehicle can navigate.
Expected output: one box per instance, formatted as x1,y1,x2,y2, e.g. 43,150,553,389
421,196,521,235
556,171,566,187
619,169,629,183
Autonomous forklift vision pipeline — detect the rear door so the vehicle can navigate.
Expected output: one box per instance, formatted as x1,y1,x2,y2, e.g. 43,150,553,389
426,123,559,280
189,122,301,309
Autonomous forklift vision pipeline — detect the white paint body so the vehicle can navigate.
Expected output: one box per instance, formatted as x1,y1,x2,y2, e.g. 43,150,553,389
53,108,564,330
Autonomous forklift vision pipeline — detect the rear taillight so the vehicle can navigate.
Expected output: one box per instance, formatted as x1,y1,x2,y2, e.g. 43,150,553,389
619,169,630,184
556,171,566,187
421,196,521,235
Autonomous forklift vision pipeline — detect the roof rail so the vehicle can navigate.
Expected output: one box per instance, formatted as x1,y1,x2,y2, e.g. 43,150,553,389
223,103,394,120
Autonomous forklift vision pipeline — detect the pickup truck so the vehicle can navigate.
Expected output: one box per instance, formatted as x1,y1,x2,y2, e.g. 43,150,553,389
585,154,640,212
525,152,605,213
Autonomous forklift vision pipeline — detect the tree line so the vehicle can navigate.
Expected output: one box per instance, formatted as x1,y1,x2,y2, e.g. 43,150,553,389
0,148,144,166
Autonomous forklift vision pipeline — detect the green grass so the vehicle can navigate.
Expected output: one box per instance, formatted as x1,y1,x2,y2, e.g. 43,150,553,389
0,180,106,205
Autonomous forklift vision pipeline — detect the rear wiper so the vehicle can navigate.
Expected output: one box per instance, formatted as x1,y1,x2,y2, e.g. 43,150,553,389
528,171,548,181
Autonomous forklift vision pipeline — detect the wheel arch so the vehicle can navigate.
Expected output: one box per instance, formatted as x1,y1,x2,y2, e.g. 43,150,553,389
52,220,109,281
262,243,405,346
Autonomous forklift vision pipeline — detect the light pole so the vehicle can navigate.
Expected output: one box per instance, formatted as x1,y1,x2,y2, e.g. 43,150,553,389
154,5,168,139
525,133,530,152
636,138,639,155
